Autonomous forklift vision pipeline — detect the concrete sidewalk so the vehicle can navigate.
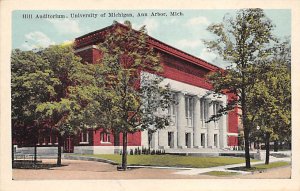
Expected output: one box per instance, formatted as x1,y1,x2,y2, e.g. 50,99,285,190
174,156,291,175
64,154,291,176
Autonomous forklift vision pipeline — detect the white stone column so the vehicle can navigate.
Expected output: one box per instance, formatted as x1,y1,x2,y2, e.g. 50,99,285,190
205,133,208,148
152,131,159,150
177,92,186,148
207,99,214,148
141,130,149,148
158,130,169,149
173,130,177,148
193,96,201,148
219,103,228,148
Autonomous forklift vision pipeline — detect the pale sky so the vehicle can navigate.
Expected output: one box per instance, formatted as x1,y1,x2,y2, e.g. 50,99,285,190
12,9,291,68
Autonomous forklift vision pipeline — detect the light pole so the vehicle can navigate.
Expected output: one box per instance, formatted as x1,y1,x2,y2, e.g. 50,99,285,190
256,126,261,155
256,125,260,150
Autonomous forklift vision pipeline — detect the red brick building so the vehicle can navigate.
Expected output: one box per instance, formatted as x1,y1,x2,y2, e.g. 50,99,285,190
14,23,239,155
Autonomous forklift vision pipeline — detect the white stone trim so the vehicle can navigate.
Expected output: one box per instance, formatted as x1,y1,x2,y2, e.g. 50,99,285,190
74,45,99,53
79,142,89,145
227,133,239,136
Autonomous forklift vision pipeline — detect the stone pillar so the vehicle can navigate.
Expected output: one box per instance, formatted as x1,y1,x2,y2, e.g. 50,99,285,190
152,131,159,150
205,133,208,148
207,99,214,148
158,130,169,149
219,103,228,148
193,96,201,148
177,92,186,148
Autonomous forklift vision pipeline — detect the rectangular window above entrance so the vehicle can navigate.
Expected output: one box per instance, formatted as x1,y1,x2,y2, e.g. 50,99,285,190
80,130,89,144
100,132,111,143
185,96,193,127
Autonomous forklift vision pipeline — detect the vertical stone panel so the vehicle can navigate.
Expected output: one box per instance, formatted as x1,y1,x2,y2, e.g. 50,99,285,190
193,96,201,148
177,92,186,148
207,99,214,148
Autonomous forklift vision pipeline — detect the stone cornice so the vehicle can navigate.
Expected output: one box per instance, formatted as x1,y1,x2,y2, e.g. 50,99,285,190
148,38,219,72
74,22,222,72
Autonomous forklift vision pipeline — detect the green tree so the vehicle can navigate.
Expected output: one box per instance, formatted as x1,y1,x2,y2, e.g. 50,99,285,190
250,40,291,164
204,9,276,168
34,44,97,166
88,21,173,170
11,49,57,164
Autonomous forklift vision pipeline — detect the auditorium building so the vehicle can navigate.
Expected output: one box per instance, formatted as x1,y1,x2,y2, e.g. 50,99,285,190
15,23,239,155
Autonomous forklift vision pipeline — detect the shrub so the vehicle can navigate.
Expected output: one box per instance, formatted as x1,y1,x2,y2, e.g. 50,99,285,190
155,150,160,155
151,149,155,155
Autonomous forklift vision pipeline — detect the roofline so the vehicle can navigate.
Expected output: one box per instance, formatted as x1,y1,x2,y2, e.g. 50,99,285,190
75,22,222,71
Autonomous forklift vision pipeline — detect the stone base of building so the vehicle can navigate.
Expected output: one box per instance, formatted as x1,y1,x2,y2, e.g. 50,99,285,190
15,146,61,156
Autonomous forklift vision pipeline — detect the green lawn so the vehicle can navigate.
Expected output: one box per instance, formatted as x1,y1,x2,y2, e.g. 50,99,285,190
203,171,239,176
230,161,290,172
76,154,258,168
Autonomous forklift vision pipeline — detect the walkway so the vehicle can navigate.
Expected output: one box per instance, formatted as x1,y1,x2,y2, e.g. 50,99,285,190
12,158,291,180
174,156,291,175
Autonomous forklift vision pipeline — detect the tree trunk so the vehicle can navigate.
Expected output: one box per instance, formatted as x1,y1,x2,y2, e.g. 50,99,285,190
241,75,251,168
34,128,38,164
279,141,282,150
274,140,278,152
34,144,37,164
265,132,270,165
12,141,14,166
244,127,251,168
121,132,128,170
57,135,62,166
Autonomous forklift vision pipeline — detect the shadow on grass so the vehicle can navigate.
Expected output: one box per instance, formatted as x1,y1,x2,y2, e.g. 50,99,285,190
228,161,290,172
13,160,68,170
203,171,240,176
228,166,260,172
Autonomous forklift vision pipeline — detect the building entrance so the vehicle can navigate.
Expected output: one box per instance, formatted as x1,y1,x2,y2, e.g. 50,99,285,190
214,134,218,148
201,133,205,147
63,136,74,153
168,132,174,148
185,133,192,148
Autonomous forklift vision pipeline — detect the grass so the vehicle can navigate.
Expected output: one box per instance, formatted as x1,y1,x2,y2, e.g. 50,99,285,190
204,171,239,176
229,161,290,172
75,154,258,168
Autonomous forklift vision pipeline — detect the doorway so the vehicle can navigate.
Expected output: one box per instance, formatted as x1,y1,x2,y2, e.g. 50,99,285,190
185,133,192,148
63,136,74,153
214,134,218,148
201,133,205,147
168,132,174,148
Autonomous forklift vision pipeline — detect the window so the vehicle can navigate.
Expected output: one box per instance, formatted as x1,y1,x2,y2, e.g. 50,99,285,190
168,132,174,148
80,130,89,144
168,93,177,125
100,132,111,143
214,134,218,147
185,96,193,127
213,101,220,129
201,133,205,147
200,99,209,127
44,134,51,145
54,136,58,145
213,101,220,116
185,133,191,148
38,129,52,145
200,99,205,125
